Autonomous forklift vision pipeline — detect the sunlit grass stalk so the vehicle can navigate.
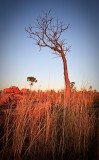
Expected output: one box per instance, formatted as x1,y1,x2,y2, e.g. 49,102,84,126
1,90,97,160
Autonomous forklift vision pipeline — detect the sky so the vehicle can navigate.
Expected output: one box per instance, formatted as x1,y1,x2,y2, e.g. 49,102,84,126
0,0,99,91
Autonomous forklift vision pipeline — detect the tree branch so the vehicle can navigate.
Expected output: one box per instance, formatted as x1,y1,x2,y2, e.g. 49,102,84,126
25,11,70,56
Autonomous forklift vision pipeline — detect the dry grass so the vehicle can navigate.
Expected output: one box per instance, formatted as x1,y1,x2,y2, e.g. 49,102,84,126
0,89,98,160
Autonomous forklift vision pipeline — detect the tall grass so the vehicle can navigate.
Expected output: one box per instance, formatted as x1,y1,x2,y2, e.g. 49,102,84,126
0,90,97,160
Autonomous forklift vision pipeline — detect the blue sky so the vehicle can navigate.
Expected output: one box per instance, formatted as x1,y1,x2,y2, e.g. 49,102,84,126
0,0,99,91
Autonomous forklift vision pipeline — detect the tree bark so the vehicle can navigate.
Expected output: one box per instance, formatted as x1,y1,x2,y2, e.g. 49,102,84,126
61,50,71,106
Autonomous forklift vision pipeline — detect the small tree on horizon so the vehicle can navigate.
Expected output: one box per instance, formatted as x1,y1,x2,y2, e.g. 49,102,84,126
25,10,71,105
70,82,75,89
27,77,37,90
89,85,92,91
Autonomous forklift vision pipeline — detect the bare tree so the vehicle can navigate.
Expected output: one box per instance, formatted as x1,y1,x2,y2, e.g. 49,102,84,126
27,77,37,90
25,10,71,105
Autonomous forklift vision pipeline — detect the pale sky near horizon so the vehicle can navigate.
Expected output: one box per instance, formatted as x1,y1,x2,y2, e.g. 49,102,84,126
0,0,99,91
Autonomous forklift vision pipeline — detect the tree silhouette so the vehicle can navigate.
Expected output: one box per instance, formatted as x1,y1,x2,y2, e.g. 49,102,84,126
25,10,71,105
89,85,92,92
70,82,75,89
27,77,37,90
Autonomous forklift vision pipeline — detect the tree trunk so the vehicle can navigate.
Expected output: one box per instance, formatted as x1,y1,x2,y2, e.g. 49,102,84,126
30,84,32,91
61,50,71,106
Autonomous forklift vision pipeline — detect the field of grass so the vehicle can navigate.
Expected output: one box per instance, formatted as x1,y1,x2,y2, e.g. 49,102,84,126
0,89,99,160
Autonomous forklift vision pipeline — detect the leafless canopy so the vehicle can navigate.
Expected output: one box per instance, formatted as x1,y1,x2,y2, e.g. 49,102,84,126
25,10,71,57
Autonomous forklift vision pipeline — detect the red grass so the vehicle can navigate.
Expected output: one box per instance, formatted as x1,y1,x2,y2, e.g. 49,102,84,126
0,89,98,160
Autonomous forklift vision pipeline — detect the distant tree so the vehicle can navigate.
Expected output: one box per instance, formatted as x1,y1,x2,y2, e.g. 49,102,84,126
89,85,92,91
27,77,37,90
25,10,71,106
93,89,97,93
70,82,75,90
